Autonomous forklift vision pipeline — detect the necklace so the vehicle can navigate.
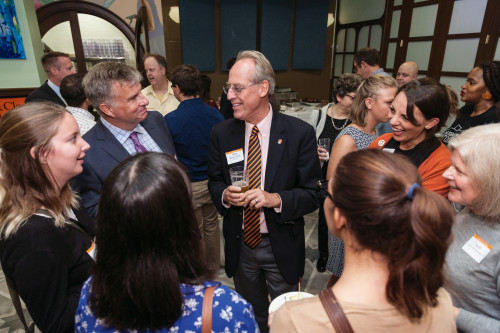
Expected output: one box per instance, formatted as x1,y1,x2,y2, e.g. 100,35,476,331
328,105,349,131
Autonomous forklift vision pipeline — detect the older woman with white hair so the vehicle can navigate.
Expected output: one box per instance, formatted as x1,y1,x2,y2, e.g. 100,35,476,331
443,123,500,332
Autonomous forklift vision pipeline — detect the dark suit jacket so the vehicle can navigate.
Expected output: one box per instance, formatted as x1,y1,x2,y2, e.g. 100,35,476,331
208,110,321,285
25,81,66,106
72,111,176,217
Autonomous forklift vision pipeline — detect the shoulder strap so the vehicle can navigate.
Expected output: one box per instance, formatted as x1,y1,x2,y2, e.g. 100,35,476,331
5,276,35,333
201,286,216,333
319,288,354,333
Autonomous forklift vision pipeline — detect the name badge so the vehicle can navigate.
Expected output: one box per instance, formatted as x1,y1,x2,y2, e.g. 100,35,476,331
382,148,395,153
225,148,244,165
462,234,492,263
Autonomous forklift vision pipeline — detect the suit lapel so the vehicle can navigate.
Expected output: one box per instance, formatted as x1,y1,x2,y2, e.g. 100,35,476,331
229,119,246,168
94,121,130,162
43,81,65,106
265,112,286,191
141,113,169,153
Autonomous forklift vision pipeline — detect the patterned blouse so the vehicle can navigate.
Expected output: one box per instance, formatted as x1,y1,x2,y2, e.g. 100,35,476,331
75,278,259,333
327,125,378,276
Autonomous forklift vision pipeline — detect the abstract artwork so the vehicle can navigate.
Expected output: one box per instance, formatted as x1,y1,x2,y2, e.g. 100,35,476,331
0,0,26,59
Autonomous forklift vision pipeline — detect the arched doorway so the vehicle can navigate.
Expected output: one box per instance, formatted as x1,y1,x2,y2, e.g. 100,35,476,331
36,0,146,73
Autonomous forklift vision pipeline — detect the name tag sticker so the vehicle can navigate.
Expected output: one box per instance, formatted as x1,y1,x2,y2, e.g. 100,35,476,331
462,234,492,263
226,148,244,165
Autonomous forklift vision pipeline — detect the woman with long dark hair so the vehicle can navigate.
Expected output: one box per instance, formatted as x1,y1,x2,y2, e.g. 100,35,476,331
75,152,258,332
271,149,456,332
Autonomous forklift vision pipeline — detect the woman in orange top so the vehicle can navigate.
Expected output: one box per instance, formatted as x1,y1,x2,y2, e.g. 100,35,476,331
369,78,452,197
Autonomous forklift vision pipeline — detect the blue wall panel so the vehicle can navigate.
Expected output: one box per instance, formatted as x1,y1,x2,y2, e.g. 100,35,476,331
261,0,292,71
220,0,257,70
292,0,330,69
179,0,216,71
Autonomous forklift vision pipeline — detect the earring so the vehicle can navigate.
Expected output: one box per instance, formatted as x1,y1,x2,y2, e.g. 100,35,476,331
482,91,492,101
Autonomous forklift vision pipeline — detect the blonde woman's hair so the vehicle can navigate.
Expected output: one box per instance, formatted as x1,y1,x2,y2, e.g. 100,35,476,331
350,75,397,126
448,123,500,220
0,102,78,238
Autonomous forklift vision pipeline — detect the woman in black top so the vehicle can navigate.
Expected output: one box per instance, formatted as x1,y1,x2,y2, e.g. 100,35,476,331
0,102,94,332
441,61,500,145
309,73,362,272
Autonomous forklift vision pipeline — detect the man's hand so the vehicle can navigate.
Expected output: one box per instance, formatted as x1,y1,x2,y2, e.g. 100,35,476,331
223,185,245,206
241,189,281,209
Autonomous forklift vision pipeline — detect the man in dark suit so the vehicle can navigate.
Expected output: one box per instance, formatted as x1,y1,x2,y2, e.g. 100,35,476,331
25,52,76,106
208,50,321,332
72,62,176,217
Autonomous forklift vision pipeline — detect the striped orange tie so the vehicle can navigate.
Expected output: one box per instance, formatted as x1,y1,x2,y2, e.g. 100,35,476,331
244,126,262,248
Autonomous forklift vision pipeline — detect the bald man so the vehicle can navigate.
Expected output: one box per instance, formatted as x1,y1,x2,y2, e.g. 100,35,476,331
396,61,419,87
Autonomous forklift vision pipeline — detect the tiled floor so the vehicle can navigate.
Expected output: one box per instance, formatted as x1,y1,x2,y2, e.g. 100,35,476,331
0,210,330,332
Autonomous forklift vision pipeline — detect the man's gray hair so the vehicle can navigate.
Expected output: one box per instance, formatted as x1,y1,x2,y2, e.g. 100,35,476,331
236,50,275,96
83,62,143,112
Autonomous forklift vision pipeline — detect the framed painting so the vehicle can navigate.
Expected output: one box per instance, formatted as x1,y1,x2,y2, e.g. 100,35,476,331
0,0,26,59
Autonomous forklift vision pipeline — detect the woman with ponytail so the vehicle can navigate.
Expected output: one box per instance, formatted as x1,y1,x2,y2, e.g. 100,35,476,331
270,149,456,332
441,61,500,145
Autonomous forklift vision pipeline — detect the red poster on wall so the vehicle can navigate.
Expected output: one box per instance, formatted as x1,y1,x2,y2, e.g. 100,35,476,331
0,97,26,117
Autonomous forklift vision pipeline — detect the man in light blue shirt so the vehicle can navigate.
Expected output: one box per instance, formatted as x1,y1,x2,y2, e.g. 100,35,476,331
72,62,176,217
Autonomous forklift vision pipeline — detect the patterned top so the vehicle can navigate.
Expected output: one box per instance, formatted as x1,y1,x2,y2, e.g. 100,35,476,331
75,278,259,333
327,125,377,276
441,104,498,145
66,106,96,136
333,125,378,148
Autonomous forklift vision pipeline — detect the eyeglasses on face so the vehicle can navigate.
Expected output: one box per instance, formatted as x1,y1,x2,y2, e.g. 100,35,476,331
223,81,261,95
317,179,333,201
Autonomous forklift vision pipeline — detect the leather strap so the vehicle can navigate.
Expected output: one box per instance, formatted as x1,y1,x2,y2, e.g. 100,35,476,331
5,276,35,333
201,286,216,333
319,288,354,333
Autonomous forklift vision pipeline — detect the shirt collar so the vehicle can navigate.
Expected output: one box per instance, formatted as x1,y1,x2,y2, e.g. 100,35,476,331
100,117,146,145
245,103,273,137
47,79,66,104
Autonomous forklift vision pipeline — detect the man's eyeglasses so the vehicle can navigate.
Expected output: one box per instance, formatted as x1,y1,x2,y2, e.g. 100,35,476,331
223,81,261,95
353,63,361,72
317,179,333,201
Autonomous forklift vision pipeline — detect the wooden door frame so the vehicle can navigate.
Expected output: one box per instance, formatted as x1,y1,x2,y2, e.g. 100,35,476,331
37,0,135,73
